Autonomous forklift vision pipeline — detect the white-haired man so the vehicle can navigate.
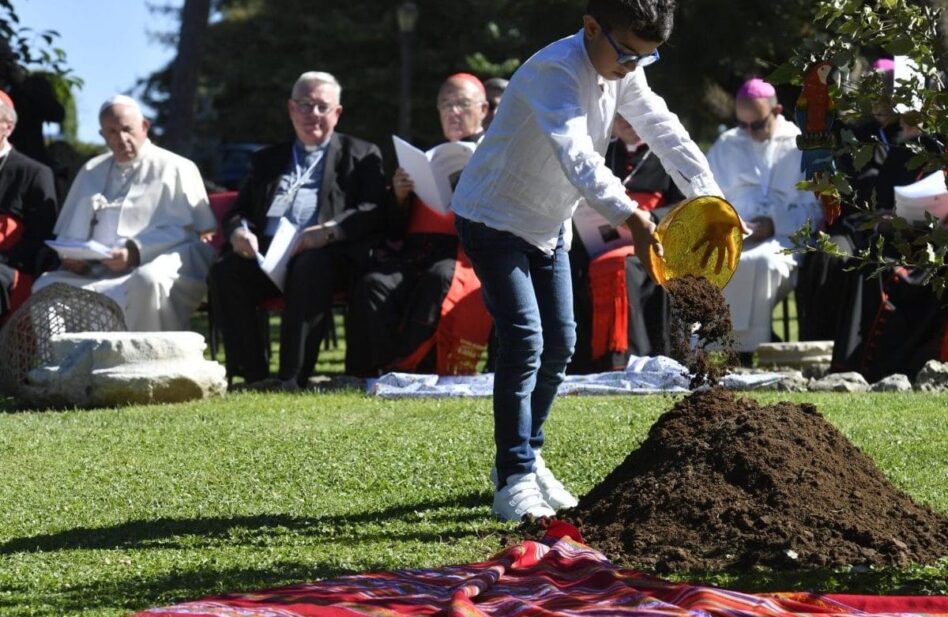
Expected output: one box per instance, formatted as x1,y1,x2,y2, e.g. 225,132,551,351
210,71,386,390
33,95,217,331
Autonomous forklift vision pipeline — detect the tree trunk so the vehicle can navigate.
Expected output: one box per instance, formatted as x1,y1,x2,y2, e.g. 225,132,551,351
163,0,211,157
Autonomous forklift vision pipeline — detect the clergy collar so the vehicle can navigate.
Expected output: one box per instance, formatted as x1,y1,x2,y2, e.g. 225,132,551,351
296,138,330,154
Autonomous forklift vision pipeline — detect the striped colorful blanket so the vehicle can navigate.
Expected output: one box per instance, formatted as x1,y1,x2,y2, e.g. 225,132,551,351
133,532,948,617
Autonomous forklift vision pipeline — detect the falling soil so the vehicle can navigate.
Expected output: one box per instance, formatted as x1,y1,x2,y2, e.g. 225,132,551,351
664,275,736,388
566,386,948,572
549,275,948,572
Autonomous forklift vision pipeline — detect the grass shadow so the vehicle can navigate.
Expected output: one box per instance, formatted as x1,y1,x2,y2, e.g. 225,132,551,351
0,491,494,555
0,559,395,615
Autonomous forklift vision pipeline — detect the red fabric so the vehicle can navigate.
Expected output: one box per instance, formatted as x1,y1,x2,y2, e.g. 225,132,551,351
0,213,24,251
588,245,635,362
207,191,239,254
1,270,31,324
433,247,492,374
393,246,492,375
132,535,948,617
406,199,457,236
628,190,663,211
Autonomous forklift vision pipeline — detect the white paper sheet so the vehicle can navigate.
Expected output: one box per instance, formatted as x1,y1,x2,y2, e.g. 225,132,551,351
392,136,475,214
259,217,301,292
45,239,114,261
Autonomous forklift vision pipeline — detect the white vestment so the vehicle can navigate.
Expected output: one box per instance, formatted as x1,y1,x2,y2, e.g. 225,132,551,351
34,140,216,331
707,116,822,351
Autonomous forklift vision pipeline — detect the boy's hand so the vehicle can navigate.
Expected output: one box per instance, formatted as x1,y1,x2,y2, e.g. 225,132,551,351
625,209,663,283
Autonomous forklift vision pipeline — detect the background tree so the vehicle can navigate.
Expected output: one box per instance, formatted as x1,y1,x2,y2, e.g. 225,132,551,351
161,0,213,157
139,0,820,173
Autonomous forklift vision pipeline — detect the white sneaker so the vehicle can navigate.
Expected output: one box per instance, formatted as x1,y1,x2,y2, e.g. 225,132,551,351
491,472,555,521
533,452,578,510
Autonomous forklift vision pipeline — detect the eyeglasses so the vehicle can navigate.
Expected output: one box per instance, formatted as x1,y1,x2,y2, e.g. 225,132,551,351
603,30,660,68
292,99,338,115
736,116,770,131
437,99,483,113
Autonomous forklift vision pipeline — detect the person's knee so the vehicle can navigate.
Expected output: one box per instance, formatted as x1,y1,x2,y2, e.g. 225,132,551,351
500,328,544,369
127,267,163,295
544,325,576,365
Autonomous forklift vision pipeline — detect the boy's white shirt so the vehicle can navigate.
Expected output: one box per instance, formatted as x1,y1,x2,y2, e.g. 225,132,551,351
452,29,722,254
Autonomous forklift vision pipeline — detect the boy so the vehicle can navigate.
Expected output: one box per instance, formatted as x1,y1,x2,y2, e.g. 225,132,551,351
452,0,737,520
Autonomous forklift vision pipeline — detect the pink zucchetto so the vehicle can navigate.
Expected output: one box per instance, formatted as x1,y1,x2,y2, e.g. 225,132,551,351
872,58,895,73
736,78,776,100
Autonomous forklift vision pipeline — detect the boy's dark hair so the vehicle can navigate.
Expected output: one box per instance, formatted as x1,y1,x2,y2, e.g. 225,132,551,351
586,0,676,43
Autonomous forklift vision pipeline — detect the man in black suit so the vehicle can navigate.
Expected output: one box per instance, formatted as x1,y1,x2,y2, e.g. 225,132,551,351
210,71,386,389
0,91,58,321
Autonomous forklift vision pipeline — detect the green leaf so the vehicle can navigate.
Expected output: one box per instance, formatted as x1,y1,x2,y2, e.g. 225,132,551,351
853,144,875,171
831,173,854,195
886,38,916,55
767,63,798,85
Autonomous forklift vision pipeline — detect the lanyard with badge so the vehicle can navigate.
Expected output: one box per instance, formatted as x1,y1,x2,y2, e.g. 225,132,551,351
266,146,322,218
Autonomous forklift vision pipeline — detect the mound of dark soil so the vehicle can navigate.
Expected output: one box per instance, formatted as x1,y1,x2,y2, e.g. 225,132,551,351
569,387,948,572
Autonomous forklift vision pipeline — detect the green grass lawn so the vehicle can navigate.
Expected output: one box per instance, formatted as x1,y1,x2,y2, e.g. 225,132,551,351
1,390,947,616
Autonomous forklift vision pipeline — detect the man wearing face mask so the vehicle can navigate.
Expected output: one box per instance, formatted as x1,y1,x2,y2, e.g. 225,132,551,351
345,73,491,377
33,95,216,332
211,71,386,390
707,78,822,354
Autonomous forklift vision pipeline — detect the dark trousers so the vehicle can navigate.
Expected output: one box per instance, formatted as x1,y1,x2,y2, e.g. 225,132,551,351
345,255,456,376
209,247,343,386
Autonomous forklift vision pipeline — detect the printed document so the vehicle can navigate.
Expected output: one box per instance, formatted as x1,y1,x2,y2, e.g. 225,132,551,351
572,200,633,259
392,136,475,214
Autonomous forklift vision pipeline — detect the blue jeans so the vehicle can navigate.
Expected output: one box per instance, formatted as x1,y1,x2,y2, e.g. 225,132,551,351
455,216,576,488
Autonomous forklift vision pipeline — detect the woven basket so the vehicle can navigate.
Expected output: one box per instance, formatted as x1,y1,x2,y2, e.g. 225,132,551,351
0,283,126,395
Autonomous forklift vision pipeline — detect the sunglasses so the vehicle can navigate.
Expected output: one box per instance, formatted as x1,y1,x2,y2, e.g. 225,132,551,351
736,116,770,131
602,29,660,68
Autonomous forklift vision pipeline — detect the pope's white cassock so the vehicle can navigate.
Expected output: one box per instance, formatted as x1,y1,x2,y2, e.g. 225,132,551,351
34,140,216,331
707,115,822,351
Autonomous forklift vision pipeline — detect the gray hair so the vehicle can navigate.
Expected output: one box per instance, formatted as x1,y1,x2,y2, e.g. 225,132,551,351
291,71,342,102
0,100,16,124
99,94,145,120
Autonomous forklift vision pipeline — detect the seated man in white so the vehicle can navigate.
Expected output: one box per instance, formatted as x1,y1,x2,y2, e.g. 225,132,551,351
34,95,216,331
707,79,822,352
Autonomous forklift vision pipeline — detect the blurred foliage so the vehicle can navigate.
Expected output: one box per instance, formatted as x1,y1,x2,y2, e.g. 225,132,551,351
1,0,79,86
40,71,77,140
137,0,821,171
770,0,948,296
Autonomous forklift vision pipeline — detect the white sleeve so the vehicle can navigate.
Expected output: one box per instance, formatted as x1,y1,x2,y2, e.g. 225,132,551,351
617,70,723,199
